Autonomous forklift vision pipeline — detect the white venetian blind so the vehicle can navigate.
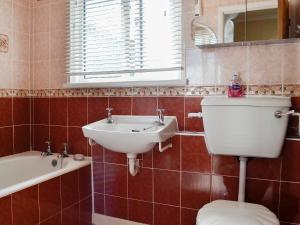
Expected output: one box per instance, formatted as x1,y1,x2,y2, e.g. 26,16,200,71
66,0,183,83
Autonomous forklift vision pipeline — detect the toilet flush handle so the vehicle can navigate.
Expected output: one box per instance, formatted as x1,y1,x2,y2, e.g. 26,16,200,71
274,110,295,118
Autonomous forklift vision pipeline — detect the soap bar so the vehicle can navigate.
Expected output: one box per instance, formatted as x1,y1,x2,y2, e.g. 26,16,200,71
73,154,85,161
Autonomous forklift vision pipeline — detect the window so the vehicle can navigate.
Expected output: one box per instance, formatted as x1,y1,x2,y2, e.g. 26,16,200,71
67,0,183,86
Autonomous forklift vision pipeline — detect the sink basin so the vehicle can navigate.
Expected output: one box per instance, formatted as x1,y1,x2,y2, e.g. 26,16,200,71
82,115,178,158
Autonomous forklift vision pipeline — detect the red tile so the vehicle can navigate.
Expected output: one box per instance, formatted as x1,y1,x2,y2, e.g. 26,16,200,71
288,97,300,136
50,98,67,126
247,157,281,180
153,135,180,170
33,97,49,125
185,117,204,132
212,155,239,177
62,204,80,225
80,196,92,225
94,193,104,214
68,127,87,155
132,97,157,115
14,125,30,153
0,98,12,127
211,175,238,201
154,204,180,225
142,149,153,168
50,126,67,153
104,149,127,165
158,97,184,130
79,166,92,200
13,98,29,125
109,97,132,115
61,170,79,209
92,144,104,162
0,195,12,225
181,208,198,225
105,195,128,220
88,97,108,123
181,172,211,209
93,162,104,194
33,125,49,151
182,136,211,173
105,164,127,197
246,179,279,214
184,97,203,132
40,214,61,225
12,186,39,225
0,127,13,157
154,169,180,206
279,182,300,223
68,97,87,127
128,168,153,201
128,199,153,225
39,177,61,221
282,140,300,182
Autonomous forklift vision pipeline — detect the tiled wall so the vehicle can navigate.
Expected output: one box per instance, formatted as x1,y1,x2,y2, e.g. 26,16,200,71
0,165,92,225
0,96,30,157
0,0,31,89
31,95,300,225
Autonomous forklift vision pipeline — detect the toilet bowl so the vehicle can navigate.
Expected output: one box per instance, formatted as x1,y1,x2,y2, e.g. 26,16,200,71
196,200,279,225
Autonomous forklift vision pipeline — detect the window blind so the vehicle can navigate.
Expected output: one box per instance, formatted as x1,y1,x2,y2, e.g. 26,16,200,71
66,0,183,82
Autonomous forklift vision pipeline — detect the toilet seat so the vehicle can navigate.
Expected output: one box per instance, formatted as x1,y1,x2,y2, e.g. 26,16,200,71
196,200,280,225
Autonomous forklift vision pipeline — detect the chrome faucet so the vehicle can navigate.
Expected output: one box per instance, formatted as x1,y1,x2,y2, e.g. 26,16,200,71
42,140,53,156
106,107,114,123
156,109,165,125
62,142,69,158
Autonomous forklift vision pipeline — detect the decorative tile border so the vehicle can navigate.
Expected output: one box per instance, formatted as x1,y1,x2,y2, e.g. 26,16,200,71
2,85,300,98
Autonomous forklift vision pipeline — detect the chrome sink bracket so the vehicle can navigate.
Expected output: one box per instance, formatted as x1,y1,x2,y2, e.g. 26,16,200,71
88,138,97,146
158,140,172,153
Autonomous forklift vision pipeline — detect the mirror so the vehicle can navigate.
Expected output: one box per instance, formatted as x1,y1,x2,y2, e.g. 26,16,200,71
192,20,218,45
192,0,300,47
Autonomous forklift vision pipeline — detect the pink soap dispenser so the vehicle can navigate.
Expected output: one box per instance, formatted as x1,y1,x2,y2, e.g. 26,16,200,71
228,73,244,97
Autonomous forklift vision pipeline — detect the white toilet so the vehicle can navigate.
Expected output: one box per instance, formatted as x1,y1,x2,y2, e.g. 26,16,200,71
196,96,295,225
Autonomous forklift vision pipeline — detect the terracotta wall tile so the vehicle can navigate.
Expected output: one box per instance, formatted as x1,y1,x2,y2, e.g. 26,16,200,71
105,195,128,220
128,168,153,202
128,200,153,225
279,182,300,223
50,98,67,126
105,164,128,197
39,177,61,221
61,170,79,209
88,97,108,123
68,97,87,127
153,135,180,170
0,195,12,225
181,136,211,173
109,97,132,115
181,172,211,209
154,169,180,206
132,97,157,115
14,125,30,153
12,186,39,225
154,204,180,225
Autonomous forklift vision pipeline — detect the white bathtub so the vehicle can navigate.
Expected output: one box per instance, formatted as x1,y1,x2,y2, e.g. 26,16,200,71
0,151,91,198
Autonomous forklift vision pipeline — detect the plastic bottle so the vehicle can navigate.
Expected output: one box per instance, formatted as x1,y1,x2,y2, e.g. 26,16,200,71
228,73,244,97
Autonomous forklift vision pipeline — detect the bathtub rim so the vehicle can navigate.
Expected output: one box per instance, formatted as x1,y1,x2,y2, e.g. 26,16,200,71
0,151,91,198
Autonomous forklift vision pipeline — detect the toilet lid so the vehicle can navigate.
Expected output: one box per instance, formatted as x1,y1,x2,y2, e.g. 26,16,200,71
196,200,279,225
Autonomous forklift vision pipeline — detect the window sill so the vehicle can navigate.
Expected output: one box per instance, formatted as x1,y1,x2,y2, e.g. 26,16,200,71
63,79,187,88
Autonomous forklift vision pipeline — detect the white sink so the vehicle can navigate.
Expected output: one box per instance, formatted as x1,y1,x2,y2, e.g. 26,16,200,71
82,115,178,158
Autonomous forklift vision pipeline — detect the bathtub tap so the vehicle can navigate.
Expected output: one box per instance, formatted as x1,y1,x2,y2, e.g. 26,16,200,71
41,140,53,156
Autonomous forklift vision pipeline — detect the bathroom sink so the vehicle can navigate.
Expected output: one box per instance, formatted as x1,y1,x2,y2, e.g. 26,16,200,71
82,115,178,158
